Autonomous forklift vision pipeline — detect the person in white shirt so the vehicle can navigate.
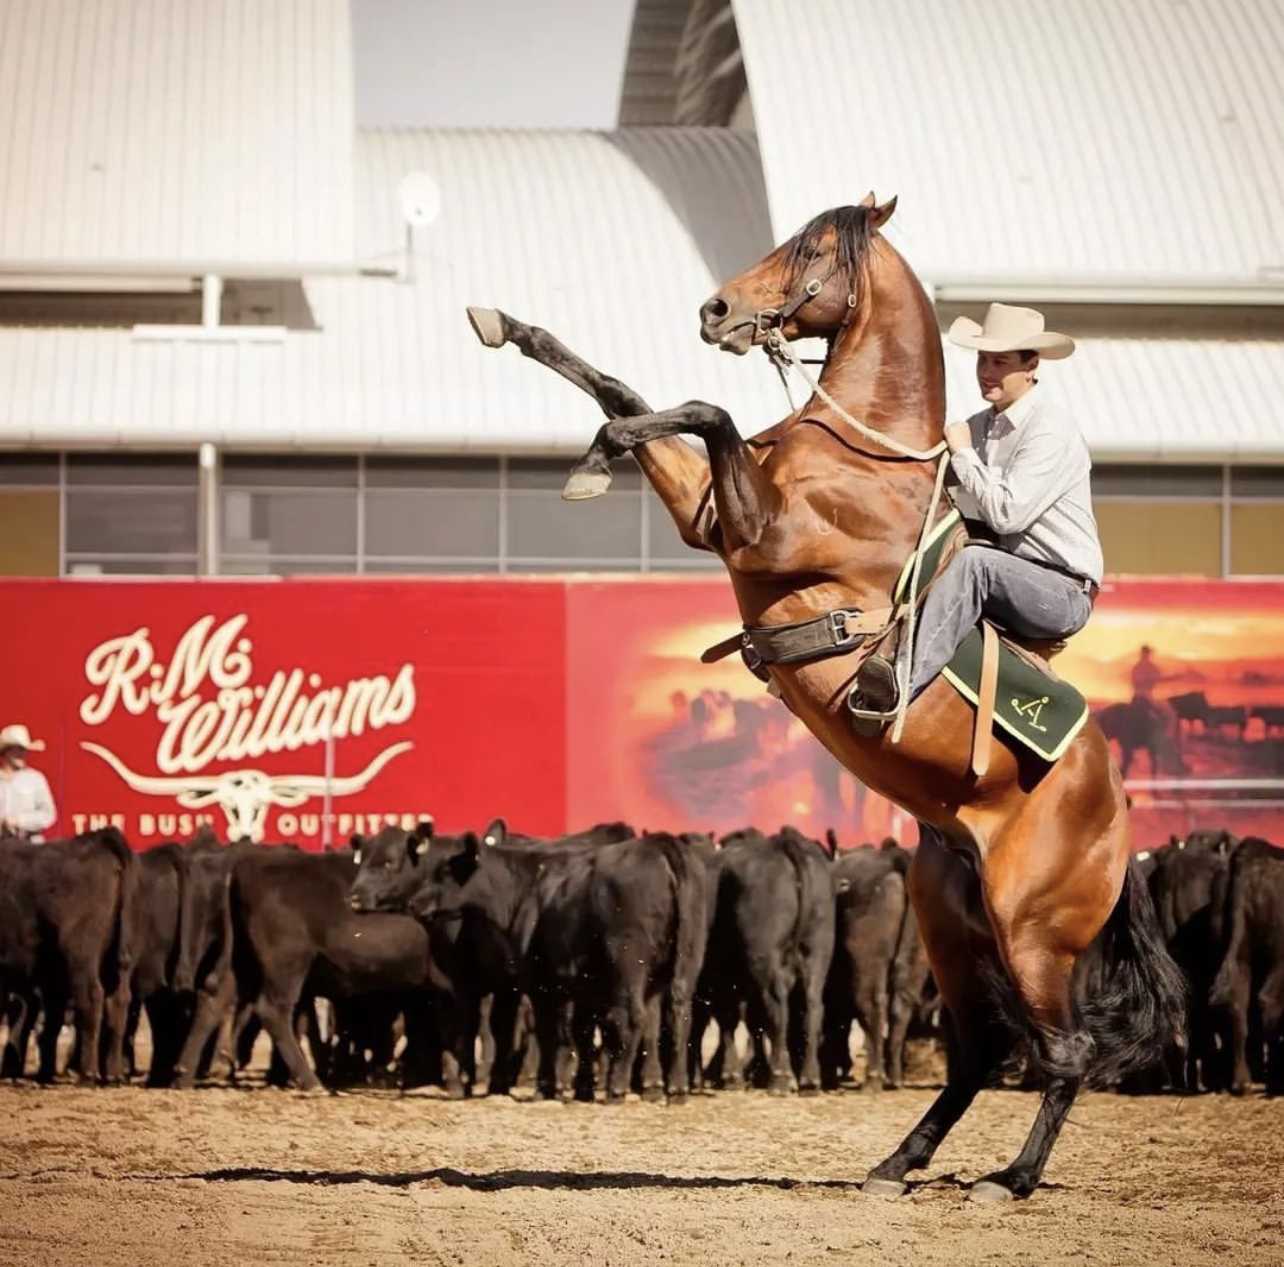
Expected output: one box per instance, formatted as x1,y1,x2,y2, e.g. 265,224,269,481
0,723,57,842
852,303,1103,717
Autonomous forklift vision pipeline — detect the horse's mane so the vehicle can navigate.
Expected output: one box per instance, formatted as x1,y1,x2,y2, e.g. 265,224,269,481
781,205,875,304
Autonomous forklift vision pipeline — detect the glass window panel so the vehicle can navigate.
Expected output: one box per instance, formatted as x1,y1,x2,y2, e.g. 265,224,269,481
509,561,642,574
506,489,642,560
507,456,642,491
1095,501,1221,576
364,456,499,489
65,488,198,554
65,556,198,576
67,453,198,486
646,490,712,562
364,490,500,557
1092,464,1222,498
221,489,357,557
222,454,358,487
1229,466,1284,500
0,453,59,485
363,560,501,575
1230,505,1284,575
220,557,358,576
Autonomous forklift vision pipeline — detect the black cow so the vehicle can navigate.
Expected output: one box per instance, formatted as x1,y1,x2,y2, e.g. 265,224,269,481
1210,837,1284,1094
823,840,932,1091
0,828,137,1083
177,842,448,1093
697,826,834,1094
1145,833,1236,1092
350,825,709,1103
124,842,189,1085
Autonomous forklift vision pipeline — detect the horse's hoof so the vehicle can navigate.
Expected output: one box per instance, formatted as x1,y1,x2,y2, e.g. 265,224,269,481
562,469,613,501
862,1176,907,1198
969,1180,1016,1203
466,306,508,348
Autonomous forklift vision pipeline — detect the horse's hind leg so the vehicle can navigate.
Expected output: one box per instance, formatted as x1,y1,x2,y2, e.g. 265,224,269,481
864,835,1011,1195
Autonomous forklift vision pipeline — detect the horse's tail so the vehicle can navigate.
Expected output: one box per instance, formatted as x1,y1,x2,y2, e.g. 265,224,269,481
1074,858,1189,1088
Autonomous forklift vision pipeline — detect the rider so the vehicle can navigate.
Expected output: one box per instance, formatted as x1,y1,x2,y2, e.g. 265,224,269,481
853,302,1104,716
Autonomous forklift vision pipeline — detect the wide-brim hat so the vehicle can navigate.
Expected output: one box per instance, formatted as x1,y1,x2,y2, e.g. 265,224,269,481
947,302,1075,360
0,723,44,752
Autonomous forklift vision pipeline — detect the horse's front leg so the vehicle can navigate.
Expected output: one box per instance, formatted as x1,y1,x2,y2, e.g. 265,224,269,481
467,306,716,550
576,401,782,555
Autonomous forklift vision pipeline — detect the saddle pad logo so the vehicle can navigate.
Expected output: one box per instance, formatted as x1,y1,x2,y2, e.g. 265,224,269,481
1011,695,1050,732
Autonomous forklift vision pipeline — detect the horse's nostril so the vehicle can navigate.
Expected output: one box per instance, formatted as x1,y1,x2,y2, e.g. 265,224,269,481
704,297,729,321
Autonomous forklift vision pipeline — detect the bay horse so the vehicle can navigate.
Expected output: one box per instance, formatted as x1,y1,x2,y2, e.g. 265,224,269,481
466,196,1184,1200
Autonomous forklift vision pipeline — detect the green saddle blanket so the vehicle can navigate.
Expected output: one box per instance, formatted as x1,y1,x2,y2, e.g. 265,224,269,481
895,509,1089,763
940,630,1089,762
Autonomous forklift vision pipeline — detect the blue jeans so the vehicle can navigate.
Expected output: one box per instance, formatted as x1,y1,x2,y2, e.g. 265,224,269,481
908,546,1094,700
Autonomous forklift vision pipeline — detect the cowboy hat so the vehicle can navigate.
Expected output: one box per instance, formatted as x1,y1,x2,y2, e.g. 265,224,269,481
947,302,1075,360
0,723,44,752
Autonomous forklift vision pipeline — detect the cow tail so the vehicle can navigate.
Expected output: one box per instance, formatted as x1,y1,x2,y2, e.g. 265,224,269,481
102,828,141,989
652,835,710,997
779,831,831,956
1209,848,1250,1012
887,875,921,1015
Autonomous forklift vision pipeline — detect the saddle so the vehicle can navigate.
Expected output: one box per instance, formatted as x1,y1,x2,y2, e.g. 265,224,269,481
702,515,1083,778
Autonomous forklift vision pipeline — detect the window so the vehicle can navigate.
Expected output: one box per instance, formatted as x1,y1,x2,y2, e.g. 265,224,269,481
63,454,199,574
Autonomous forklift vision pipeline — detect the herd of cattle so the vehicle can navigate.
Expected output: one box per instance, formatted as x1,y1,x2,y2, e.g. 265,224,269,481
0,819,1279,1101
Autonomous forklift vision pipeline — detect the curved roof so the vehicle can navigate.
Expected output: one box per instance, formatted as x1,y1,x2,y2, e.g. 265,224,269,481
733,0,1284,283
0,127,783,449
0,0,355,271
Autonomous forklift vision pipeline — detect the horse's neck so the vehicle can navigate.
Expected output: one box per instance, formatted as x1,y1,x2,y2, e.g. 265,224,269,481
817,246,946,456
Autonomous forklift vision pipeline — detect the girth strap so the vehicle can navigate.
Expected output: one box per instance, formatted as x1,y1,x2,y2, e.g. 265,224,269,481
701,607,892,668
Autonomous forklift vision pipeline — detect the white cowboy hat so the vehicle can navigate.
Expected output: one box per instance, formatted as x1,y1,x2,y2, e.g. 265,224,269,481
947,302,1075,360
0,723,45,752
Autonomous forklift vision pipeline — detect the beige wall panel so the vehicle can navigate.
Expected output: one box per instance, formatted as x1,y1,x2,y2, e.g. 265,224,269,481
1095,501,1222,577
1230,504,1284,576
0,491,59,576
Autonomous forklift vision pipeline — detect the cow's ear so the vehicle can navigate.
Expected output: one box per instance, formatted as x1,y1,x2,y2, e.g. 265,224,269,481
1135,850,1151,862
835,876,851,894
413,818,435,842
483,817,507,847
461,831,481,860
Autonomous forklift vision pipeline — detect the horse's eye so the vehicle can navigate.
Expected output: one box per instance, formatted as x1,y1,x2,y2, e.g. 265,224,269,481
802,244,822,262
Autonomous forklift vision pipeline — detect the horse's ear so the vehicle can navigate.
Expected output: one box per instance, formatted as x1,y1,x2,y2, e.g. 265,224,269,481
859,190,876,208
869,195,898,230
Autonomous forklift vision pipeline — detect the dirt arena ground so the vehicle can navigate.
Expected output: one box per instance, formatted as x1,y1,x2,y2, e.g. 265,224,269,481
1,1077,1280,1267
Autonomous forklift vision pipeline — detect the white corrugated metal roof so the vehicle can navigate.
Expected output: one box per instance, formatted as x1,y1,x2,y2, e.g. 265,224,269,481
942,338,1284,460
0,127,784,449
733,0,1284,282
0,0,355,270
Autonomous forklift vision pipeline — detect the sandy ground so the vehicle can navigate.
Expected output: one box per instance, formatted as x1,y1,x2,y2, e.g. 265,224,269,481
0,1077,1280,1267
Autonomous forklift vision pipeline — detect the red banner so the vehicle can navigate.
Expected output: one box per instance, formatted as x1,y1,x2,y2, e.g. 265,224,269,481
3,576,1282,849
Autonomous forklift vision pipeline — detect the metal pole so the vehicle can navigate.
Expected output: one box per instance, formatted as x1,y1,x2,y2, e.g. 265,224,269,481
322,727,335,850
197,443,220,576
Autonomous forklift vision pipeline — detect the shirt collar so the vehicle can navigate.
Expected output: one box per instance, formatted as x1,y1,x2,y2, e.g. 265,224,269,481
991,385,1039,431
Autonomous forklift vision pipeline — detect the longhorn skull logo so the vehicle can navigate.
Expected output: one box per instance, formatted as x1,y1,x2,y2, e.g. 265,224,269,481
81,741,414,842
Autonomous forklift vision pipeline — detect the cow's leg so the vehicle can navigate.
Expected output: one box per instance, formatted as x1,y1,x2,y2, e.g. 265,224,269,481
604,979,648,1103
440,991,480,1100
637,994,664,1102
99,972,132,1085
174,974,235,1088
254,984,321,1092
710,998,743,1089
35,987,69,1083
1219,961,1254,1094
531,995,563,1102
797,952,827,1096
1258,968,1284,1095
67,963,105,1084
854,967,890,1091
484,989,518,1096
756,961,796,1095
572,1002,599,1103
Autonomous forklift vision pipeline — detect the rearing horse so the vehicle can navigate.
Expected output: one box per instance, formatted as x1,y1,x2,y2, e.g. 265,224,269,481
466,196,1184,1201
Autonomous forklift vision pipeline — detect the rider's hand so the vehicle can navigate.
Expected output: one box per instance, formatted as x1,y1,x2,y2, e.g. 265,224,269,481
944,421,973,455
